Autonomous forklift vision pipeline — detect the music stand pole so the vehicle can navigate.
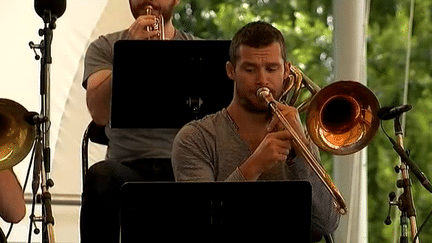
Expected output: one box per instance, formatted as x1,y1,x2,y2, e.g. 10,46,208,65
393,115,419,243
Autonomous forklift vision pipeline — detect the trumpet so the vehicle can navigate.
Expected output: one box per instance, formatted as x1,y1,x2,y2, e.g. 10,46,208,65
144,5,165,40
257,66,380,215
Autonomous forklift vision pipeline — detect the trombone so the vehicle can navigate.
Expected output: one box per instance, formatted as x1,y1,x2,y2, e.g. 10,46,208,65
0,99,35,171
0,98,55,242
258,66,380,215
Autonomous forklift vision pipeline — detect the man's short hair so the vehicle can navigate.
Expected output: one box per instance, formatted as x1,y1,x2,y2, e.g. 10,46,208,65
229,21,287,66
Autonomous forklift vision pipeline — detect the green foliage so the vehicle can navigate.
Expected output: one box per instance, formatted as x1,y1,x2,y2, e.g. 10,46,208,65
174,0,432,242
175,0,334,87
367,0,432,241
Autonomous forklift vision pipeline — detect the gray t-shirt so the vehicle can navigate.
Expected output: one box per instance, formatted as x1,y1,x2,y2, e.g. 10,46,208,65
172,108,340,234
83,29,199,160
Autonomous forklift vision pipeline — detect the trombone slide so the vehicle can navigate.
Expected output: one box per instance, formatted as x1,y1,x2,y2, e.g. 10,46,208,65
257,87,348,215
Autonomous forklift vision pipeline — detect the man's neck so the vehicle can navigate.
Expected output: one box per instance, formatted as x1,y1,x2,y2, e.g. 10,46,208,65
164,22,176,40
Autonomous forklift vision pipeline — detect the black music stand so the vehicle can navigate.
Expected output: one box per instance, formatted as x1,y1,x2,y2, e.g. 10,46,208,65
119,181,312,243
111,40,233,128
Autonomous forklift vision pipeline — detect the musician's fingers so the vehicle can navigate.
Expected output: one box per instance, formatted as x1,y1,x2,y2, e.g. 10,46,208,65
267,116,279,132
273,139,293,162
128,15,158,40
271,130,292,142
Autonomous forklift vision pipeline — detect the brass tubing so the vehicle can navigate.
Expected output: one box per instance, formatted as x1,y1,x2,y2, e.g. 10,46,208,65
257,87,348,215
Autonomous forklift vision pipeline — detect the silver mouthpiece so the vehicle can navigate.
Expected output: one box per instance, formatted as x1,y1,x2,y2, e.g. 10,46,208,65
256,87,277,107
256,87,271,99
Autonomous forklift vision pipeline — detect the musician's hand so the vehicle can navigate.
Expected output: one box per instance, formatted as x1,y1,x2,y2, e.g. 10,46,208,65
238,103,308,181
128,15,160,40
257,129,292,163
239,123,293,181
268,102,309,147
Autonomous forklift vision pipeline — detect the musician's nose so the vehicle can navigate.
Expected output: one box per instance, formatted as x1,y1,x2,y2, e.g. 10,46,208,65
255,68,269,86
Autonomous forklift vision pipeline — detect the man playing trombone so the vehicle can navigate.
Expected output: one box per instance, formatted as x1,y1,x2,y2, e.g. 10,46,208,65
172,21,340,241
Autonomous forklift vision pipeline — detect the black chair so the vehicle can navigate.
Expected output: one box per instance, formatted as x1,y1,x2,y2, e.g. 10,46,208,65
0,227,6,243
324,234,334,243
81,121,109,185
312,230,335,243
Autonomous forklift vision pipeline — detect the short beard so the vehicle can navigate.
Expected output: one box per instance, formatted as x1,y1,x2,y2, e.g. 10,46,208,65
130,1,177,22
239,96,270,115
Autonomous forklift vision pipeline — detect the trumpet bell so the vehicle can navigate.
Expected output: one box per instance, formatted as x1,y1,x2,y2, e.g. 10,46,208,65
306,81,380,155
0,99,35,171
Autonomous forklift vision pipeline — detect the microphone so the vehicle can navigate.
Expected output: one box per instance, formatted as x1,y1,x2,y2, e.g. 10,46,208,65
34,0,67,19
389,137,432,193
25,112,49,125
377,104,412,120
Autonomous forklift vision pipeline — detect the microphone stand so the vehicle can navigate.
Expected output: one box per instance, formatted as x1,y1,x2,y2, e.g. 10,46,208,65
28,9,57,243
387,115,419,243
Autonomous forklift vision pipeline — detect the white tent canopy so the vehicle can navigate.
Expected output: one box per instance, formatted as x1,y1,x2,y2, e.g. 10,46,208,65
0,0,133,241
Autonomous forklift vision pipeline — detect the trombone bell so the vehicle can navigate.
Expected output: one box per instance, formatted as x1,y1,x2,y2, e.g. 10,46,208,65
0,99,35,171
306,81,380,155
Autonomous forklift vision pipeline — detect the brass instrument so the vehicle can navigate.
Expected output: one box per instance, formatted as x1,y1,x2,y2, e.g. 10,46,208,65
0,99,35,171
257,66,380,215
144,5,165,40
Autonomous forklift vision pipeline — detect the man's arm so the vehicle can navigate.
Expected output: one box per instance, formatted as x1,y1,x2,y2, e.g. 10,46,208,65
86,70,112,126
172,122,284,182
84,17,160,126
0,169,26,223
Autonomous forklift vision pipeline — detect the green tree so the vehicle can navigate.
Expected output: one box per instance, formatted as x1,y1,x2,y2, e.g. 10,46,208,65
368,0,432,241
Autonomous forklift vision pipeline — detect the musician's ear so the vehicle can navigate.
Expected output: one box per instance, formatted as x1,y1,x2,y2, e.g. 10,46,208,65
283,61,291,80
226,61,235,80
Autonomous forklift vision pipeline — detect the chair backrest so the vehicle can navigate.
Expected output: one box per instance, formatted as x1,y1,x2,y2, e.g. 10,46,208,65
81,121,108,185
0,226,6,243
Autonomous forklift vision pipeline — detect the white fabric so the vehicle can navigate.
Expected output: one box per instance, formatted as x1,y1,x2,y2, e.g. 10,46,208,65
0,0,133,241
333,0,368,242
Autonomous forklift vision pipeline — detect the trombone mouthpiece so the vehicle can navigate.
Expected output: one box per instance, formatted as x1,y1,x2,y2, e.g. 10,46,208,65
256,87,271,99
256,87,276,106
